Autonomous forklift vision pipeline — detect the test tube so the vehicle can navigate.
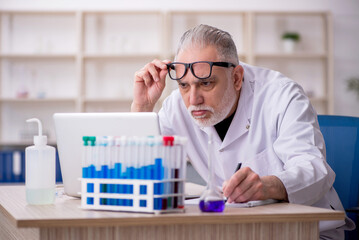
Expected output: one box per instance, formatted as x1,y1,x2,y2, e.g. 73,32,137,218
84,136,96,199
92,137,102,203
145,136,155,180
127,136,136,180
133,136,141,180
153,136,164,210
138,137,146,180
107,136,115,205
178,136,187,208
154,136,164,183
94,137,101,179
88,136,96,180
114,137,122,196
119,136,128,206
173,136,181,209
163,136,174,210
82,136,91,205
125,136,135,206
98,136,108,205
82,136,89,178
119,136,127,180
101,136,109,179
107,136,115,178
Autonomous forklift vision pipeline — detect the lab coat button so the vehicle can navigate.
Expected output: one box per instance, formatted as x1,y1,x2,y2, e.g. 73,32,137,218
246,125,250,130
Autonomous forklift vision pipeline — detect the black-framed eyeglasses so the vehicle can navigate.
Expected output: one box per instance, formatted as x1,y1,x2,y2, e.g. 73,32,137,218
166,61,236,80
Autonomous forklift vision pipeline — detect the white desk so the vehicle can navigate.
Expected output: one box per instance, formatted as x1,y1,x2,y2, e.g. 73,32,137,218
0,185,345,240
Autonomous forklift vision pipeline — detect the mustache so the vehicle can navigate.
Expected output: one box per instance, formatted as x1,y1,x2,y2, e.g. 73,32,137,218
187,105,214,113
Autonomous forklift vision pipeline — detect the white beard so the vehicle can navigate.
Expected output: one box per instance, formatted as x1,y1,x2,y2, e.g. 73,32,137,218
187,83,238,128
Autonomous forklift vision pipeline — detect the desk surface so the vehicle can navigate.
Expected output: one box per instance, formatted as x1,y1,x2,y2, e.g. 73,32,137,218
0,185,344,229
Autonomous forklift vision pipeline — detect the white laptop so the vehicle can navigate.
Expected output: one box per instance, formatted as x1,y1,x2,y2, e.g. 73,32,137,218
53,112,161,197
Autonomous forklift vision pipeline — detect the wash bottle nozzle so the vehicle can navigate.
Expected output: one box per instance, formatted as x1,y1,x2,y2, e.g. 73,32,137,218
26,118,47,146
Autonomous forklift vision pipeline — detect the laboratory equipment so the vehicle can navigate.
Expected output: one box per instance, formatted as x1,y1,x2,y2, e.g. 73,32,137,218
25,118,56,205
199,133,225,212
80,135,187,214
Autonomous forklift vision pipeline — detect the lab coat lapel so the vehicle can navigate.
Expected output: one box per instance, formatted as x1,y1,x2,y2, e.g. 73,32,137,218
221,75,254,149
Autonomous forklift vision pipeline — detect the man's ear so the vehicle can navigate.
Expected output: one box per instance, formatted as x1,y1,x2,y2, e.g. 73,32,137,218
233,65,244,91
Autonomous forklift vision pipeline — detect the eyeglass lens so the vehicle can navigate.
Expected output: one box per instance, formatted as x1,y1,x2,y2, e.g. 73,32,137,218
169,62,212,80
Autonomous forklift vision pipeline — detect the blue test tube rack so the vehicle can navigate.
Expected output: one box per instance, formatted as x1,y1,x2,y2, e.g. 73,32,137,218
80,135,187,214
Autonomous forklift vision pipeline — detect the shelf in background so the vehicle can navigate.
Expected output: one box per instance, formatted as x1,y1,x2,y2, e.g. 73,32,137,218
0,98,77,103
0,53,77,59
0,10,333,146
0,10,76,15
84,98,132,103
254,53,327,59
309,97,328,102
238,53,247,60
83,53,161,60
0,140,57,147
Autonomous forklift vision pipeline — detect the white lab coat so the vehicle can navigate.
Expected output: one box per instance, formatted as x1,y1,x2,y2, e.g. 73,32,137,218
158,63,355,238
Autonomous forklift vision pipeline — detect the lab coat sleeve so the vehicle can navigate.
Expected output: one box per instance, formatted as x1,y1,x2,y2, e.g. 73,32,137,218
158,94,176,136
271,81,335,205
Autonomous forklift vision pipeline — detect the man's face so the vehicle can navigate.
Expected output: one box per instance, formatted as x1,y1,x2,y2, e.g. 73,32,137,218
175,45,242,127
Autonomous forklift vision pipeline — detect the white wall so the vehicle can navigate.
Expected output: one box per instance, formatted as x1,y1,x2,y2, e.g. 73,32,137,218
1,0,359,116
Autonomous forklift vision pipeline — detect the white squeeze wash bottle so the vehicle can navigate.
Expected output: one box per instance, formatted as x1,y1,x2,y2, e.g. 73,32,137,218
25,118,56,205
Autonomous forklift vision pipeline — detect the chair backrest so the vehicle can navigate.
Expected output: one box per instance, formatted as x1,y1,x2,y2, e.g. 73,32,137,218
318,115,359,211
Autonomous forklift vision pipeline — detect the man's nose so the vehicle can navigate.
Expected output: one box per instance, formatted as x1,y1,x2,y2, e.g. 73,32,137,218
189,86,204,106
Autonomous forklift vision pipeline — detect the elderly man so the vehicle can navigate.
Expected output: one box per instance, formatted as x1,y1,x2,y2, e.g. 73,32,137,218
131,24,354,239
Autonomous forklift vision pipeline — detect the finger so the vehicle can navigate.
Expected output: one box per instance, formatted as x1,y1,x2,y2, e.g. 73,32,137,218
159,61,171,85
142,70,155,87
152,59,169,71
159,67,168,81
162,59,171,70
222,180,228,191
223,167,249,197
146,59,171,83
226,179,252,203
146,63,161,82
232,184,262,203
135,69,151,85
134,69,146,83
135,68,155,87
222,181,228,199
231,173,263,203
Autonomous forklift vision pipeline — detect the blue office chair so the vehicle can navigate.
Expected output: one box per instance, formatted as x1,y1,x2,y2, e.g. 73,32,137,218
318,115,359,239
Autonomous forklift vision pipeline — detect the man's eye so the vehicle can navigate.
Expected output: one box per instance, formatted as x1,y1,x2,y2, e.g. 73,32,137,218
178,82,188,89
201,81,212,87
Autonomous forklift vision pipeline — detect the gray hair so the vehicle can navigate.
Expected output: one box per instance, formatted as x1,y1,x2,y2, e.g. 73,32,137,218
175,24,239,64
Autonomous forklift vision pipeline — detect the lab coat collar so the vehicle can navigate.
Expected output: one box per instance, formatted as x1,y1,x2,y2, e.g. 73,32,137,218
200,65,254,149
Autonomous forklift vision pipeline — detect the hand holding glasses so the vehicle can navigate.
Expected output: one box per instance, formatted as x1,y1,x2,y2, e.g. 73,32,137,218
132,60,236,112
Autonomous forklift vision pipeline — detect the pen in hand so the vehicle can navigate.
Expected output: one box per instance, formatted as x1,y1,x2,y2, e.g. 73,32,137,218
224,163,242,203
235,163,242,173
